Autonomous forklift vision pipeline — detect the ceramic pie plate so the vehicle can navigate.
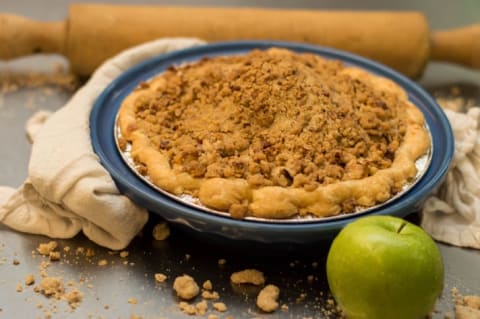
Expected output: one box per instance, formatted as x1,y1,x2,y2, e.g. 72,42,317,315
90,41,454,243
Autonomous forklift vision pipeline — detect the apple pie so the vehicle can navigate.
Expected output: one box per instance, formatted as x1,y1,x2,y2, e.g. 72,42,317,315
117,48,430,219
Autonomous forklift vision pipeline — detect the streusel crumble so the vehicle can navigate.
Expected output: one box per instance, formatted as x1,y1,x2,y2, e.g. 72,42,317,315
118,48,430,219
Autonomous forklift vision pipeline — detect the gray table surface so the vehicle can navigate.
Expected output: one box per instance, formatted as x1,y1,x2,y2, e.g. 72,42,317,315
0,1,479,318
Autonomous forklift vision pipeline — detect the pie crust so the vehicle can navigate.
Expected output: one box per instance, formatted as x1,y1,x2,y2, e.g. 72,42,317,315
117,48,430,219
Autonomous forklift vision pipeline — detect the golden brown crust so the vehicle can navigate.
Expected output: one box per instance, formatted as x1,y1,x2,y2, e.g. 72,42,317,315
118,48,430,219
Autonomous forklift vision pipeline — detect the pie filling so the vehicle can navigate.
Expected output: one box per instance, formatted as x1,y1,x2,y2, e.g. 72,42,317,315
118,48,431,219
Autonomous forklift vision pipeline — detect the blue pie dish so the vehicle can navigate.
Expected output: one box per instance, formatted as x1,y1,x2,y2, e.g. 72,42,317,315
90,41,454,244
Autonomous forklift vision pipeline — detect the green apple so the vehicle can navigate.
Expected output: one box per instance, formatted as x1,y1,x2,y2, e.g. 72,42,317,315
326,215,444,319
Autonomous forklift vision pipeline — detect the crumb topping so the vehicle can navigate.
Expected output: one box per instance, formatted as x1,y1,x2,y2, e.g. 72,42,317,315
131,49,405,190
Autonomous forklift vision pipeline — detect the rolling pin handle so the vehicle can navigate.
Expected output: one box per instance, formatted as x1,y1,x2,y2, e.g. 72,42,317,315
431,24,480,69
0,13,66,60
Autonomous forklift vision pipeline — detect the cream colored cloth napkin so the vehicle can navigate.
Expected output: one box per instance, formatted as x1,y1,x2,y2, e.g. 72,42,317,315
0,38,205,250
422,107,480,249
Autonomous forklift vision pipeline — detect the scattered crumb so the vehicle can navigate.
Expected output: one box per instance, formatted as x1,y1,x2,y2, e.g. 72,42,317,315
307,275,314,283
218,259,226,266
40,269,49,278
203,280,213,291
296,293,307,303
63,246,71,253
154,273,167,283
49,251,61,261
40,277,64,299
97,259,108,267
456,305,480,319
453,289,480,319
64,289,83,309
202,290,220,300
85,248,95,258
0,67,78,94
173,275,200,300
207,315,219,319
130,315,143,319
37,241,58,256
444,311,453,319
230,269,265,285
213,302,227,312
185,254,191,261
179,301,197,315
152,222,170,241
195,300,208,315
119,251,129,258
281,304,289,311
12,258,20,265
464,296,480,309
16,284,23,292
31,245,83,317
39,260,50,270
128,298,138,305
25,274,35,286
256,284,280,313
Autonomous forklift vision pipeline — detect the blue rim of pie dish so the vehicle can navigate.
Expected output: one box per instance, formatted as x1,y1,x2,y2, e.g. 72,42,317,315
90,40,454,244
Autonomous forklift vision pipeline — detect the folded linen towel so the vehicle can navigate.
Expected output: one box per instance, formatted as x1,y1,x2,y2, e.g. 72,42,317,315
422,107,480,249
0,38,205,250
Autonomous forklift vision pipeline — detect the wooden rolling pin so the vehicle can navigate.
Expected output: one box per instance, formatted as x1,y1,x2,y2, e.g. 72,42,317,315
0,4,478,78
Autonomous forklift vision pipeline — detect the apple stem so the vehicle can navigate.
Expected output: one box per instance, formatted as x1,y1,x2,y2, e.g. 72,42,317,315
396,222,407,234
